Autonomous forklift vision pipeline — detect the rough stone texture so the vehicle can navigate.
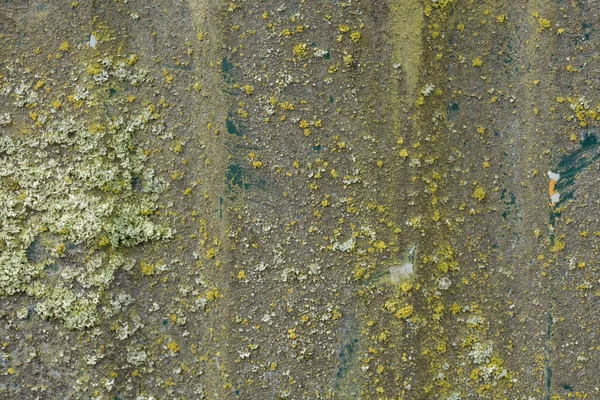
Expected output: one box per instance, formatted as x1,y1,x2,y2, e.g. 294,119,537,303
2,1,600,399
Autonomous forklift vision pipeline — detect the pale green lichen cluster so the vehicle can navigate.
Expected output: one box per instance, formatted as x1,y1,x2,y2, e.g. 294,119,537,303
0,49,171,329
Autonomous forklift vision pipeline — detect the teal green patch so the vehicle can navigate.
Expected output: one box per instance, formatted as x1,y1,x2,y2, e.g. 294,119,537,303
161,63,194,71
226,163,249,190
336,339,358,380
217,197,223,219
333,316,360,399
446,101,459,121
226,111,245,137
545,311,553,400
222,57,234,83
549,131,600,235
500,189,517,222
554,132,600,199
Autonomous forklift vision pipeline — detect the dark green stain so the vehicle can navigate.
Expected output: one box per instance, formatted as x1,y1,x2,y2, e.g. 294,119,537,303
576,22,593,45
335,338,358,384
500,189,517,221
333,315,361,398
26,237,45,264
43,263,58,272
217,197,223,220
222,57,234,83
554,132,600,201
226,164,249,190
226,110,245,137
329,95,334,103
549,131,600,238
161,63,194,71
545,311,553,400
446,101,460,121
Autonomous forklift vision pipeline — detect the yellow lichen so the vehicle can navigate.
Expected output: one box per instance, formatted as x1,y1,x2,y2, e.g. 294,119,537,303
293,43,307,57
395,305,413,319
140,262,155,276
550,240,565,253
252,160,263,169
538,18,551,29
242,84,254,95
167,341,180,353
473,187,486,202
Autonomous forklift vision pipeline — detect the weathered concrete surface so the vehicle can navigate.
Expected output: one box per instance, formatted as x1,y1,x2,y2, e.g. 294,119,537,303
2,1,600,399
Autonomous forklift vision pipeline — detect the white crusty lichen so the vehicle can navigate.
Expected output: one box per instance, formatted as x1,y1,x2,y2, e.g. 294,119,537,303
0,54,171,330
468,341,493,365
127,346,148,366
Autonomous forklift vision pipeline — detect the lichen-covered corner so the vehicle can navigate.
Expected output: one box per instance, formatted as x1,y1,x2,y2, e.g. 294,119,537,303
2,0,600,399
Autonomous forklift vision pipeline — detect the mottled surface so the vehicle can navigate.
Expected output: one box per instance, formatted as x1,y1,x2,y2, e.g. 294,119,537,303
2,1,600,399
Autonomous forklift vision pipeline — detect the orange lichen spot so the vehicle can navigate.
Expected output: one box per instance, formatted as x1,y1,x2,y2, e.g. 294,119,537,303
548,171,560,206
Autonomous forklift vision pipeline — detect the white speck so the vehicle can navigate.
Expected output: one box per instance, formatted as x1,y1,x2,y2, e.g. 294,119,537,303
550,192,560,204
390,262,413,283
437,276,452,290
547,171,560,181
313,49,328,58
87,34,97,48
422,84,435,96
333,238,354,252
